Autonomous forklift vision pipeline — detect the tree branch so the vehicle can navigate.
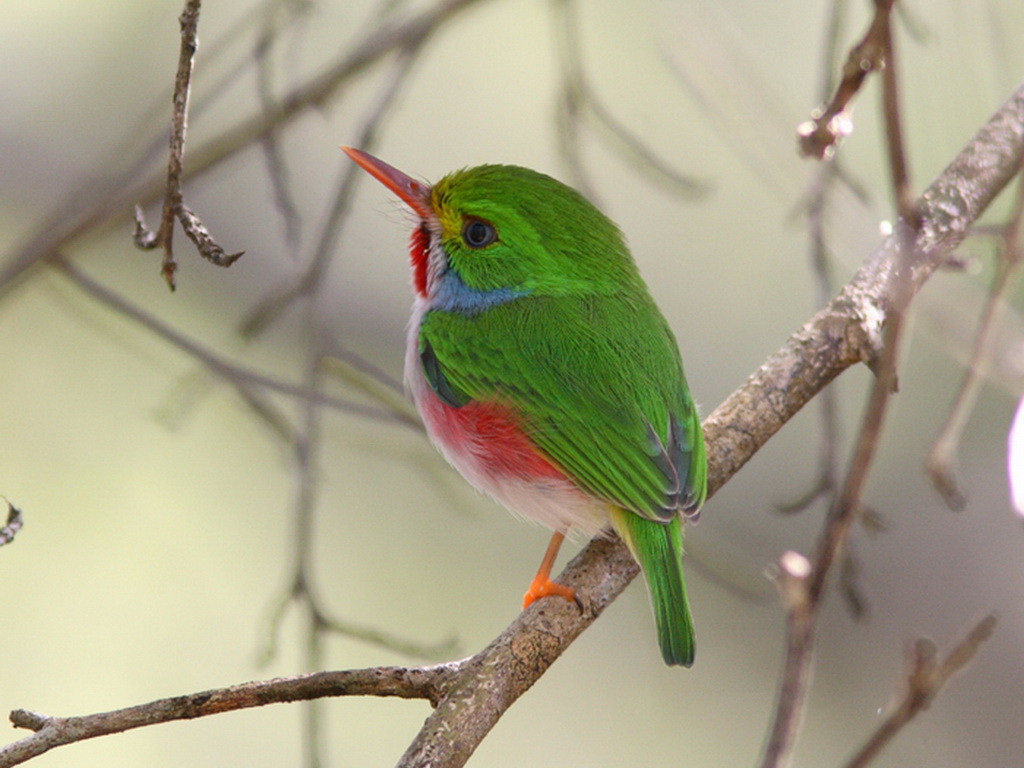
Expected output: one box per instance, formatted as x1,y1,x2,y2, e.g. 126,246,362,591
50,256,420,432
798,0,896,160
0,0,488,298
842,614,998,768
0,500,24,548
926,167,1024,508
0,666,455,768
132,0,243,289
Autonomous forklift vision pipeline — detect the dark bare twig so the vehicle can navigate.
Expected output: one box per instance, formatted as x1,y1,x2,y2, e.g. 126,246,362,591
927,167,1024,508
798,0,898,160
263,337,452,767
760,218,915,768
0,0,486,300
240,40,427,339
875,0,919,227
0,500,23,547
782,0,909,624
254,5,306,252
763,8,928,757
842,614,998,768
50,257,419,433
779,0,850,516
21,0,304,296
133,0,244,289
232,22,454,766
1,666,454,768
243,44,451,753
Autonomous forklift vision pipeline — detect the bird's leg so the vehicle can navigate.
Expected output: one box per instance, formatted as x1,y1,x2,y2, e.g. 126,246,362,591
522,531,577,608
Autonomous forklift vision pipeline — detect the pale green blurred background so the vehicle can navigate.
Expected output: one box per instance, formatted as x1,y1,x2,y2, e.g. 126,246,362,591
2,1,1023,766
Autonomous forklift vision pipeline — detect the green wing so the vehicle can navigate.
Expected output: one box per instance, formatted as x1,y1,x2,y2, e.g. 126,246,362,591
420,292,707,521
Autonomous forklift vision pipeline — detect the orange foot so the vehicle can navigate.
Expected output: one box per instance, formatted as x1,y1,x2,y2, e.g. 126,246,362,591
522,575,577,609
522,531,583,611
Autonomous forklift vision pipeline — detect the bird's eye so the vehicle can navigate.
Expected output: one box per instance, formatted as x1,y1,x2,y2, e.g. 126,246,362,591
462,218,497,249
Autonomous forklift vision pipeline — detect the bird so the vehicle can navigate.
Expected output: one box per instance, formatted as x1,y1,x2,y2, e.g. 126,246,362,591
343,147,707,666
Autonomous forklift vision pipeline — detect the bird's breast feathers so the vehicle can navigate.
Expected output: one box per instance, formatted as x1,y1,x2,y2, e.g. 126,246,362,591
405,298,609,535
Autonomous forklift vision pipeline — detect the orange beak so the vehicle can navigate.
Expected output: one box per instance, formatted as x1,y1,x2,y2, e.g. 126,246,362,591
341,146,434,220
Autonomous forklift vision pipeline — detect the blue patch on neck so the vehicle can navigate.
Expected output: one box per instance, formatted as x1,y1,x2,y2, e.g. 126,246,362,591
432,270,527,316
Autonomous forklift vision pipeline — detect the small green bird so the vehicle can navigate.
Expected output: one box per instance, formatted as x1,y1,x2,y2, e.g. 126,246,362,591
344,147,707,666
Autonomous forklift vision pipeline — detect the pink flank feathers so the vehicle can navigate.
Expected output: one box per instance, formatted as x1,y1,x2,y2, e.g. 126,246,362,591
420,391,565,483
406,322,610,537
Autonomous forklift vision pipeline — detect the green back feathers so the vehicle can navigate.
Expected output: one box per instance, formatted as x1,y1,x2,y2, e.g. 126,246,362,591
420,292,704,520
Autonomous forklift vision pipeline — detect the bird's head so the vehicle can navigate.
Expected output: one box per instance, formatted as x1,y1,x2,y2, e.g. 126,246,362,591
343,147,639,303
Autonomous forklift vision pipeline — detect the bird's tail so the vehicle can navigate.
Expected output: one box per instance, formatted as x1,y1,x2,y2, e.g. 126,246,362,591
610,509,695,667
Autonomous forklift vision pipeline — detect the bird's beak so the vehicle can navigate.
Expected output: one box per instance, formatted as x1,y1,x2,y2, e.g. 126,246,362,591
342,146,434,220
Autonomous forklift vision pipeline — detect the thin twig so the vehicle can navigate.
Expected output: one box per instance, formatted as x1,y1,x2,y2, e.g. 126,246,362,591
25,0,305,285
294,347,327,767
777,0,849,516
50,257,419,431
875,0,919,227
761,10,925,758
270,338,448,768
551,0,708,202
927,167,1024,508
245,37,450,761
133,0,244,289
0,0,487,299
240,40,427,338
760,218,915,768
798,0,897,160
842,614,998,768
0,666,455,768
0,500,24,548
254,7,304,252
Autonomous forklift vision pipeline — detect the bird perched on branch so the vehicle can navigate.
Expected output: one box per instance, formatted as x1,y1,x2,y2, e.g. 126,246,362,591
344,147,706,666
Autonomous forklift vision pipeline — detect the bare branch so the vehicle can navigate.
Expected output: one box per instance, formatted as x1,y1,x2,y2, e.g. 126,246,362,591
798,0,897,160
240,40,427,339
778,0,857,518
177,204,245,268
927,167,1024,508
842,614,999,768
253,6,306,251
760,219,915,768
0,500,24,548
551,0,709,202
0,0,487,298
0,666,454,768
875,0,918,226
50,257,419,431
132,0,243,289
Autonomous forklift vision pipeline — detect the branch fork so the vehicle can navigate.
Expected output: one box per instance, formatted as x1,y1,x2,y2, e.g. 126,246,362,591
133,0,243,289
